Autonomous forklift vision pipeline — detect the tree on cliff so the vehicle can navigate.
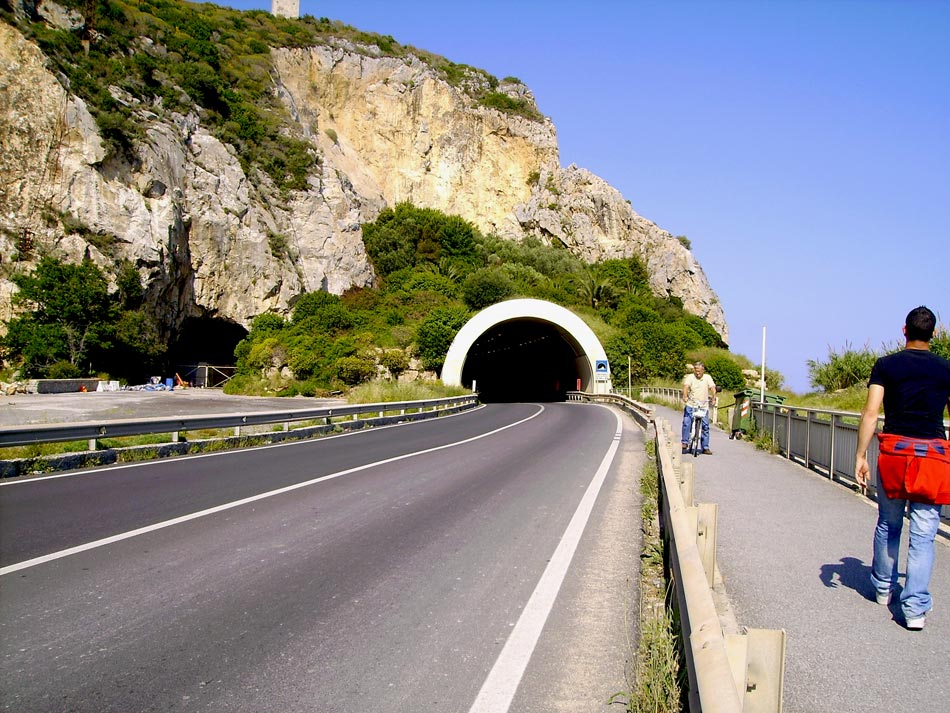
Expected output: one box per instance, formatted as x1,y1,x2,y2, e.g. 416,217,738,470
0,258,166,381
1,257,114,377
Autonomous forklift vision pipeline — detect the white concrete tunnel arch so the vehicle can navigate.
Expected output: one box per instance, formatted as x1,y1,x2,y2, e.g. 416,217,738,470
441,298,611,395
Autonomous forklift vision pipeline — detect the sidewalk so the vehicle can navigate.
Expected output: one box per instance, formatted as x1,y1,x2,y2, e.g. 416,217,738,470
654,404,950,712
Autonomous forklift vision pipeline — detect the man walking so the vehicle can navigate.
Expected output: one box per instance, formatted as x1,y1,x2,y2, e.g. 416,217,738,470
682,361,716,455
855,306,950,630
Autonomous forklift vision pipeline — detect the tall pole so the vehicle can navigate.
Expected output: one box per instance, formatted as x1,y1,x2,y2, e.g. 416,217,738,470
628,355,631,397
760,325,767,404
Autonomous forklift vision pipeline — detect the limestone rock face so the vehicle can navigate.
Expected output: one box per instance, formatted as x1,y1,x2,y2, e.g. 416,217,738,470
0,19,727,343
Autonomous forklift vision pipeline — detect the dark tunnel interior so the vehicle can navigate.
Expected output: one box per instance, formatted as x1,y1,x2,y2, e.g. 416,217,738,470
459,320,582,402
168,316,248,379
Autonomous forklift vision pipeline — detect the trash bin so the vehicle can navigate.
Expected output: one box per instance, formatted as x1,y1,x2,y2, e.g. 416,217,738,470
729,389,786,439
730,389,757,438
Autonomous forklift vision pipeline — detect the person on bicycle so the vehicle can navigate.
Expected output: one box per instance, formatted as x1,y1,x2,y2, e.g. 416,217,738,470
682,361,717,454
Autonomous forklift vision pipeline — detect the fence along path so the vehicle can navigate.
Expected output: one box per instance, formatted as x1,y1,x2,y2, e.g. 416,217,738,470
653,403,950,712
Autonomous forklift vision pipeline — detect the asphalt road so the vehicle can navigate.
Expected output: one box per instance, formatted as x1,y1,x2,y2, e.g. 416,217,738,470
0,402,644,713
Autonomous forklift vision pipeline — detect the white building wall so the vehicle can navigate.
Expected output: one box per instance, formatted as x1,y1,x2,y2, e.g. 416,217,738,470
272,0,299,18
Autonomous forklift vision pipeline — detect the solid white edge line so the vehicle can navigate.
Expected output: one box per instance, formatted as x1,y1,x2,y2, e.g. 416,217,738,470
0,403,489,486
0,405,543,576
468,406,623,713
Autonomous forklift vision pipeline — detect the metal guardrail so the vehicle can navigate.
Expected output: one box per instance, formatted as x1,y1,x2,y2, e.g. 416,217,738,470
568,390,785,711
0,395,479,450
748,402,950,521
565,390,654,429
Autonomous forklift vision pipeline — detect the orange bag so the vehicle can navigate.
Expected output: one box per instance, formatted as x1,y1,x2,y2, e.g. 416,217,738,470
876,433,950,504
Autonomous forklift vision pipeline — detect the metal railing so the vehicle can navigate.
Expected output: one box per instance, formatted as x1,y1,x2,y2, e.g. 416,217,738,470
749,402,950,521
0,395,479,451
566,390,654,429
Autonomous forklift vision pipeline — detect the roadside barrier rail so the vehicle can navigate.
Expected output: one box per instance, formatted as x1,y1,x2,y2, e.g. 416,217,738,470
569,391,786,712
566,390,654,429
748,402,950,522
0,395,479,451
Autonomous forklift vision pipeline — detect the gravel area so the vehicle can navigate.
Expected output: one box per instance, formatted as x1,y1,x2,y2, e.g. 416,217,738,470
0,389,343,427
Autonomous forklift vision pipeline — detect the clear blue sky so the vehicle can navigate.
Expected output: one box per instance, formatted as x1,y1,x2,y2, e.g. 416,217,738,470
216,0,949,393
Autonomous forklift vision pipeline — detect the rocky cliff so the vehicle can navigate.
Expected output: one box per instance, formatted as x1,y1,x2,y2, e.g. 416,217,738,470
0,8,727,345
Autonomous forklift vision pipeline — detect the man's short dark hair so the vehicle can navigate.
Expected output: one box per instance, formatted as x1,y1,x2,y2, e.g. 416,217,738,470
905,306,936,342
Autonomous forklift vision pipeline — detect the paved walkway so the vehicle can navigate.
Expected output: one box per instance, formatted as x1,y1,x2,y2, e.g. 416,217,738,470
655,404,950,713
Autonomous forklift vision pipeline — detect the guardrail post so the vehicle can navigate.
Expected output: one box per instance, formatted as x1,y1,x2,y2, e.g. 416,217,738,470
726,629,786,713
283,422,289,432
233,426,240,437
686,502,717,588
88,438,96,451
680,461,694,507
805,410,812,469
786,408,792,458
172,431,179,443
829,414,837,481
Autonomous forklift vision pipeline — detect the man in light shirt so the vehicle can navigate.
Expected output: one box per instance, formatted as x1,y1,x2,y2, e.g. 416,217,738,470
682,361,717,454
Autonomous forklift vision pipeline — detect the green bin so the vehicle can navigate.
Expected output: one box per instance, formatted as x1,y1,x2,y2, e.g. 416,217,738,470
729,389,786,438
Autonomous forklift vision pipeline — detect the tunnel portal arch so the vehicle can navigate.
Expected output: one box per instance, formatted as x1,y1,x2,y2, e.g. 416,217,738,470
441,299,610,401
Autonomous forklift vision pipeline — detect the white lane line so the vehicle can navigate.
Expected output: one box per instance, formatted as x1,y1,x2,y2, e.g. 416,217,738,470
1,404,488,486
0,406,544,576
468,407,623,713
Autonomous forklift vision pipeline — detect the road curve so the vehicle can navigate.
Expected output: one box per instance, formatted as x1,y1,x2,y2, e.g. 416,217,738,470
0,403,641,713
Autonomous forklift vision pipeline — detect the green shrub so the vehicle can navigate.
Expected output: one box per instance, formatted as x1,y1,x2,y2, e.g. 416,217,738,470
807,344,878,392
335,355,376,385
415,306,470,372
380,349,409,379
462,268,514,310
702,354,745,391
292,291,341,322
46,360,82,379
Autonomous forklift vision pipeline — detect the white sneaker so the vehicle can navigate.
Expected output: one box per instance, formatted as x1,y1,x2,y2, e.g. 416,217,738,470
905,614,926,630
875,590,892,605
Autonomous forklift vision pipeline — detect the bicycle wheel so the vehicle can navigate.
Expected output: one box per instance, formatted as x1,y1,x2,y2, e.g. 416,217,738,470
690,417,701,457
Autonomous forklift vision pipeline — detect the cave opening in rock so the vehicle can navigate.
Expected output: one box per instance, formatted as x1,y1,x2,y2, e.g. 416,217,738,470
459,320,582,402
168,317,248,387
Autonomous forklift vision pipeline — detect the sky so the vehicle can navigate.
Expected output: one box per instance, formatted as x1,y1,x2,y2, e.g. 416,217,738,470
215,0,949,393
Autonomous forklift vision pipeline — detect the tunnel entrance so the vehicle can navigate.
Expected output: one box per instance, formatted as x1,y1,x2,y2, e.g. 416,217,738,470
442,298,610,402
461,320,580,402
168,316,248,386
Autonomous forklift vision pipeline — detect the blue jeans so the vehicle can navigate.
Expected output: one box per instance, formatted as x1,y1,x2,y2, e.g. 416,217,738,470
681,405,710,450
870,486,942,618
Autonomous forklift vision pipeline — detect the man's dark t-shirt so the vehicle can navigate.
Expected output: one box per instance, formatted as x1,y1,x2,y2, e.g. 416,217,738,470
868,348,950,439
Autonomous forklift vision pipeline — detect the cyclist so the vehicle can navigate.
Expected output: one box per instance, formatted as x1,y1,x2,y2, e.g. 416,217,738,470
682,361,717,455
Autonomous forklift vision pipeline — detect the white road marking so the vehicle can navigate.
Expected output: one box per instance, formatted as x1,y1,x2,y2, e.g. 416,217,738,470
0,406,543,576
468,407,623,713
1,404,488,486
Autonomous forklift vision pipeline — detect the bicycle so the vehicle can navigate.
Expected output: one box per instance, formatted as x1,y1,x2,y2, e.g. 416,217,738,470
687,403,709,457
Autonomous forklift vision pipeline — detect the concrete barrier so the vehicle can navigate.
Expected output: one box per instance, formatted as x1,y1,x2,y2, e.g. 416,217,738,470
32,379,102,394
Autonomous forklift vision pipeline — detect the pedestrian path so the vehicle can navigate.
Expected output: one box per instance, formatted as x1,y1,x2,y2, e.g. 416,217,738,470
654,404,950,713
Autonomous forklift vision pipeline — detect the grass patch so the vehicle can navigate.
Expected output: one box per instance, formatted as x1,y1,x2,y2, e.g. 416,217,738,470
346,380,472,404
611,441,684,711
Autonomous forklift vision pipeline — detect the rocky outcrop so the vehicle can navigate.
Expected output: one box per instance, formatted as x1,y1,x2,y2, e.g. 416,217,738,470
0,13,727,343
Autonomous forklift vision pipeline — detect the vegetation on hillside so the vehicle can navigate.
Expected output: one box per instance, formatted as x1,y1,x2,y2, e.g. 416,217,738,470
0,256,166,382
226,203,728,396
807,332,949,393
0,203,736,394
1,0,540,191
